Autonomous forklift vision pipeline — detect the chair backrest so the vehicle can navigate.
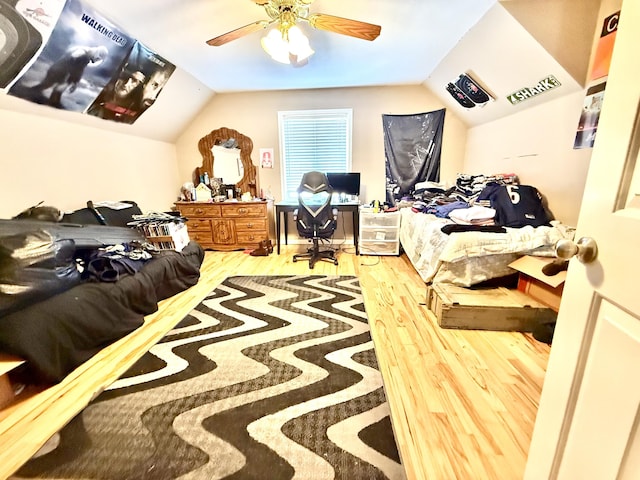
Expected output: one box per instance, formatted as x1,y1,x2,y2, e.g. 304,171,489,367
296,172,336,238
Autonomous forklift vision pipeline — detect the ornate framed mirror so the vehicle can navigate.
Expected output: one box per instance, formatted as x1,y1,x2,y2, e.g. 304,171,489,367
197,127,257,198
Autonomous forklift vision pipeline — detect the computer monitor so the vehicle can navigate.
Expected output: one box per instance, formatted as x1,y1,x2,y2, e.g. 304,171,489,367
326,172,361,197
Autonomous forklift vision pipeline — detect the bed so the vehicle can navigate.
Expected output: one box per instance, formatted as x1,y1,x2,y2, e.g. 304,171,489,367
0,207,205,479
0,203,204,383
397,174,574,287
399,208,572,286
0,239,204,383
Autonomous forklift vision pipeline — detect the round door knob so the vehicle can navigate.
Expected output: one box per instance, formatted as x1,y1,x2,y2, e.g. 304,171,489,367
555,237,598,263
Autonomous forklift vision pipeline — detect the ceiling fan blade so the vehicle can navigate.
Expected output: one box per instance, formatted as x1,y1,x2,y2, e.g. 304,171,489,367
307,13,381,41
206,20,270,46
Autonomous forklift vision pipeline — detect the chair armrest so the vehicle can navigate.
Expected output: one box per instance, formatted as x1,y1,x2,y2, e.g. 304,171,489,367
331,208,338,219
293,208,299,221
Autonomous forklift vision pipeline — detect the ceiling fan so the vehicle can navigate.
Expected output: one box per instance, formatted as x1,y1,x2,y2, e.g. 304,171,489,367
206,0,382,48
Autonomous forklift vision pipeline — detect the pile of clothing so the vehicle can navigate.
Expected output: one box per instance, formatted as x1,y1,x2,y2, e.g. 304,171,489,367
410,173,552,229
0,230,79,317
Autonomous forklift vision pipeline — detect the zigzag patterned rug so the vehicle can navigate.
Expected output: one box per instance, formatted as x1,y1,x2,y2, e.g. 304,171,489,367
14,275,405,480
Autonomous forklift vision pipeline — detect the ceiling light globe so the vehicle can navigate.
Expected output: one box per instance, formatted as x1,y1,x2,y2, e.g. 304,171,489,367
261,29,291,64
287,26,314,61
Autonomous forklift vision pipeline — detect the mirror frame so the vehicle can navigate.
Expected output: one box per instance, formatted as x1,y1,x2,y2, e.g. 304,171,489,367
197,127,257,198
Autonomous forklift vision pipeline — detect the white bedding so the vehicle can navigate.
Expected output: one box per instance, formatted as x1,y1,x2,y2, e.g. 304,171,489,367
399,207,573,286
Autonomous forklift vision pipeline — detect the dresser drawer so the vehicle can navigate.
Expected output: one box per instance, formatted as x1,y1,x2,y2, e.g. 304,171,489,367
188,230,213,244
186,218,212,231
221,203,266,217
236,231,265,244
179,203,221,217
235,218,267,232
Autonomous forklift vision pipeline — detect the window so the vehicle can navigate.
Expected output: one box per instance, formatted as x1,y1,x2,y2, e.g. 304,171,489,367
278,108,352,201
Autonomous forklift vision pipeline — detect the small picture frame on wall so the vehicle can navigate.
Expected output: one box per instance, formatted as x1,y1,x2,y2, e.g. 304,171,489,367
260,148,274,169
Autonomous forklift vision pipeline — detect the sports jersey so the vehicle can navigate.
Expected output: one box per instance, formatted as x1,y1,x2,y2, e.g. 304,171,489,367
476,183,551,227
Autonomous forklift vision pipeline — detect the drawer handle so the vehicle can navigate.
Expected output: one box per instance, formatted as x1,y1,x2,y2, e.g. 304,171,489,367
195,208,204,215
247,223,254,228
238,208,248,215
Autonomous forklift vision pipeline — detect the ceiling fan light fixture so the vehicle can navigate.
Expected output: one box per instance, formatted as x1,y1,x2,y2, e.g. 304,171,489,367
207,1,382,51
261,25,313,65
288,25,314,61
261,28,290,63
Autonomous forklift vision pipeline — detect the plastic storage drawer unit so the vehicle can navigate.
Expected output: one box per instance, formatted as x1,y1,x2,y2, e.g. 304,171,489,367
358,209,401,255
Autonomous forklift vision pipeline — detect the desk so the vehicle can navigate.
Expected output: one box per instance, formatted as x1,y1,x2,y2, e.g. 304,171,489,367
275,201,360,255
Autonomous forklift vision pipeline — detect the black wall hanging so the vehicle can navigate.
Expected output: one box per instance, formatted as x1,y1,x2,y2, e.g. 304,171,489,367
382,109,445,205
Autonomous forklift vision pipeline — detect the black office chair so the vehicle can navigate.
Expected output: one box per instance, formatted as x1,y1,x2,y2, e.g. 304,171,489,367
292,171,339,268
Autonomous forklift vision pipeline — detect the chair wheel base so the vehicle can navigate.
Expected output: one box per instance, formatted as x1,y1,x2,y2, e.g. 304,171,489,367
292,247,338,269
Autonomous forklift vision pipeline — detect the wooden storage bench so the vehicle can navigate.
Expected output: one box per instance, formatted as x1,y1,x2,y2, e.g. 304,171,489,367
426,283,557,332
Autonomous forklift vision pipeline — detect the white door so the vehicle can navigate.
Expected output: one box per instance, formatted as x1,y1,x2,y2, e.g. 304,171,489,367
525,1,640,479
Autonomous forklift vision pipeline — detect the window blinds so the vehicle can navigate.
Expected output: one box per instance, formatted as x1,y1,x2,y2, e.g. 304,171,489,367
278,109,352,201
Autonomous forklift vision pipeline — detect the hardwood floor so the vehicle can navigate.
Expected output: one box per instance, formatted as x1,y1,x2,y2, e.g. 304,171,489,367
0,245,550,479
226,245,551,479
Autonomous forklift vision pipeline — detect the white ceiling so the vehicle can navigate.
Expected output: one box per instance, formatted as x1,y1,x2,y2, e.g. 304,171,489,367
423,3,585,127
0,0,593,141
88,0,497,93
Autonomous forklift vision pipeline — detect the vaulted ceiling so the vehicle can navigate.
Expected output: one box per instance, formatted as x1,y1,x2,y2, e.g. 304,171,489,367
0,0,601,141
89,0,497,93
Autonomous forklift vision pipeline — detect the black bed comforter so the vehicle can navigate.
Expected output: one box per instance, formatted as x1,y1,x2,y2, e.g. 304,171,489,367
0,241,204,383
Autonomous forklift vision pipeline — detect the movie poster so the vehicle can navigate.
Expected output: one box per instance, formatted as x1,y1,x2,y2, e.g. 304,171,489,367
0,0,66,89
574,82,606,149
8,0,134,112
85,41,176,124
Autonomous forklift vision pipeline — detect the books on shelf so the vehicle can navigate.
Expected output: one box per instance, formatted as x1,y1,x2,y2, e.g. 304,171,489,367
127,212,190,252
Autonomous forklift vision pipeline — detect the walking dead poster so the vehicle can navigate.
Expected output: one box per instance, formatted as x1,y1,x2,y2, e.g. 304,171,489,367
3,0,175,125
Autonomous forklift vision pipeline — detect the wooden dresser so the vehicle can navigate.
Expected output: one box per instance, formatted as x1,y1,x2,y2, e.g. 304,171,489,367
175,201,269,251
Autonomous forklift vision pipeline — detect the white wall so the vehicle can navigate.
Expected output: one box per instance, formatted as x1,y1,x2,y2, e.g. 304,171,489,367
0,108,181,218
423,3,584,128
464,90,592,226
176,83,593,233
0,68,214,144
175,84,468,206
0,82,591,228
0,83,465,223
0,61,214,219
461,0,622,228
